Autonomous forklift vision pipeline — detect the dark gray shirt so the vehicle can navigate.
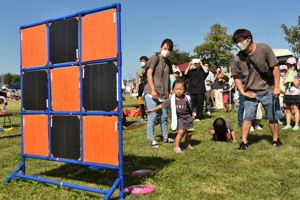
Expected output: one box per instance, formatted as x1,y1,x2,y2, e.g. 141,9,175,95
162,97,194,130
143,55,172,99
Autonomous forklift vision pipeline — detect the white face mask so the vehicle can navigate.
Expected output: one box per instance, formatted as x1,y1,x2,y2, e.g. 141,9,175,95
140,62,146,67
161,50,171,58
280,72,286,77
236,39,250,51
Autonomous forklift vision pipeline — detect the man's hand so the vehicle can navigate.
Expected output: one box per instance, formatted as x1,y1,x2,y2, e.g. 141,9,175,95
273,87,280,99
145,109,153,115
243,91,256,98
151,90,157,100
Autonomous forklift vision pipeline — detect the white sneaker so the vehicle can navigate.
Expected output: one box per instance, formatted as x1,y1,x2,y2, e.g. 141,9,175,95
250,126,255,132
207,111,210,115
255,125,262,130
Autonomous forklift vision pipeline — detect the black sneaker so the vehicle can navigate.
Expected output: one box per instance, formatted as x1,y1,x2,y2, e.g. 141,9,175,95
210,138,217,142
226,138,233,143
150,140,158,147
237,142,248,150
272,139,283,147
163,138,174,143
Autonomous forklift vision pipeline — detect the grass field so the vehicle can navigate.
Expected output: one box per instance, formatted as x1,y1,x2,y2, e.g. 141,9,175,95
1,97,300,199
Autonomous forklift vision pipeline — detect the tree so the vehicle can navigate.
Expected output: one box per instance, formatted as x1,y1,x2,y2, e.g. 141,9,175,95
156,45,192,65
281,15,300,57
12,75,21,84
193,23,235,68
3,73,13,85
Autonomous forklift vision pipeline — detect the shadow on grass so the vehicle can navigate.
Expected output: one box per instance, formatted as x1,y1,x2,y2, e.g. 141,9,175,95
0,134,21,140
247,134,273,145
36,155,174,198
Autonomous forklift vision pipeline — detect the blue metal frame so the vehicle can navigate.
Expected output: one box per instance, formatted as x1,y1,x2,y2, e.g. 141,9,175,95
4,3,123,200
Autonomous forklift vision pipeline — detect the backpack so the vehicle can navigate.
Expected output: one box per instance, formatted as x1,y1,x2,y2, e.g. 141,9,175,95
138,55,172,97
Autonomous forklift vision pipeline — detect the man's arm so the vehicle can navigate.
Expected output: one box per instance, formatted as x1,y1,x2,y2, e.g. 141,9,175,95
147,68,157,100
184,62,193,75
234,75,256,98
273,65,280,98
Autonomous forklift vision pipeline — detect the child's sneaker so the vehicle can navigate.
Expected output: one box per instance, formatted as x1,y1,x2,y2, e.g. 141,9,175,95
250,126,255,131
282,125,292,130
163,138,174,143
255,125,263,130
237,142,248,150
210,138,217,142
226,138,233,143
293,126,299,131
150,140,158,147
183,143,193,149
174,147,183,153
278,120,283,124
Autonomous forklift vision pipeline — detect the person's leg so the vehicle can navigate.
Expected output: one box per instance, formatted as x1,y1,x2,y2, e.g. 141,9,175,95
293,105,299,127
217,89,223,109
175,129,184,148
284,105,291,126
238,95,245,127
184,131,193,144
205,90,211,112
242,97,258,144
190,94,197,115
140,104,146,120
157,104,170,140
263,91,283,143
145,95,158,141
196,94,205,119
223,103,227,112
214,90,218,108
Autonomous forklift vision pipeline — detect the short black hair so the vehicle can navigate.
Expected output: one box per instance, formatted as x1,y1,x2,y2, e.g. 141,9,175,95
232,29,253,44
213,118,227,133
204,62,210,67
223,76,229,82
172,78,186,90
140,56,148,61
161,38,173,51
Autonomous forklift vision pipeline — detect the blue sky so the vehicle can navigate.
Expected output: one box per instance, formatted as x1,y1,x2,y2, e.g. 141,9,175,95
0,0,299,79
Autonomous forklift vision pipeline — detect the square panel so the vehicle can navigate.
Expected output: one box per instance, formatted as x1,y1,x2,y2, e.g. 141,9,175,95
50,18,78,64
51,116,80,160
51,66,80,111
23,70,48,111
83,116,118,165
21,24,47,68
82,9,117,62
82,62,117,111
23,115,48,156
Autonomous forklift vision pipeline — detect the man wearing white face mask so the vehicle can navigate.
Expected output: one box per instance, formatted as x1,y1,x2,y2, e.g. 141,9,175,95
134,56,149,121
232,29,283,150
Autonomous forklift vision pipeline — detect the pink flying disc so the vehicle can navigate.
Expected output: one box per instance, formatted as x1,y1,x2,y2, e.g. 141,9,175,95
132,169,155,176
125,185,155,194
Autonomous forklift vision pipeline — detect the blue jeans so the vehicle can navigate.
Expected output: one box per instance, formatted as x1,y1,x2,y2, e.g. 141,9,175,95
145,95,168,140
238,95,245,127
244,90,283,121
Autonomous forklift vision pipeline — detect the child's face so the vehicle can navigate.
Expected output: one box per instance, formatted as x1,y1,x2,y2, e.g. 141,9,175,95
174,72,180,78
174,83,185,98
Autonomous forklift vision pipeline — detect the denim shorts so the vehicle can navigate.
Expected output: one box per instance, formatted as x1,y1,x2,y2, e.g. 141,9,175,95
244,90,283,121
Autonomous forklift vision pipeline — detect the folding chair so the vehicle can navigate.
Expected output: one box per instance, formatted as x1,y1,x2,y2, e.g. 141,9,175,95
0,96,13,128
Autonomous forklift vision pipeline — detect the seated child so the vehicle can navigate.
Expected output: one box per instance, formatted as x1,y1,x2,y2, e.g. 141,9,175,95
210,118,236,142
146,79,194,153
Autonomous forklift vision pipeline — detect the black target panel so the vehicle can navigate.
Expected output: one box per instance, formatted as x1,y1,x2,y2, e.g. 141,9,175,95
23,70,48,110
82,62,117,111
50,18,78,64
51,116,80,160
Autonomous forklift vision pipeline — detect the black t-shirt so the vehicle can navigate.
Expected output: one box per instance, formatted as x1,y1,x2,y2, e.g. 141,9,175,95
213,77,224,89
187,67,208,94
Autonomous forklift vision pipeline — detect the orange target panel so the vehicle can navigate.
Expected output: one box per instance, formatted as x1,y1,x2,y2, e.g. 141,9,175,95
82,9,117,62
83,116,118,166
23,115,48,156
51,66,80,111
21,24,47,68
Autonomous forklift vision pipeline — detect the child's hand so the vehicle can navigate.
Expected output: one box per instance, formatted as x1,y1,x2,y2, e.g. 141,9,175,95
220,91,223,93
233,139,237,143
192,115,195,120
145,110,153,115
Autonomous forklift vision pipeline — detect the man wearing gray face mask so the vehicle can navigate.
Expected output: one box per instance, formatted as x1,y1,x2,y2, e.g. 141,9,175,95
232,29,283,150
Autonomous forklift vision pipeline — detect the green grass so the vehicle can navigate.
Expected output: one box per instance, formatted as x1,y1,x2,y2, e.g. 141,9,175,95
1,97,300,199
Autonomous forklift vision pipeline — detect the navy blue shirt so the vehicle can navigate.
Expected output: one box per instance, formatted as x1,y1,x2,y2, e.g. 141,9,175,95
223,83,230,95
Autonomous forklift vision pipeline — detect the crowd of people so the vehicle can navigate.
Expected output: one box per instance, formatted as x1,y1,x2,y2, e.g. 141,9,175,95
132,29,299,152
